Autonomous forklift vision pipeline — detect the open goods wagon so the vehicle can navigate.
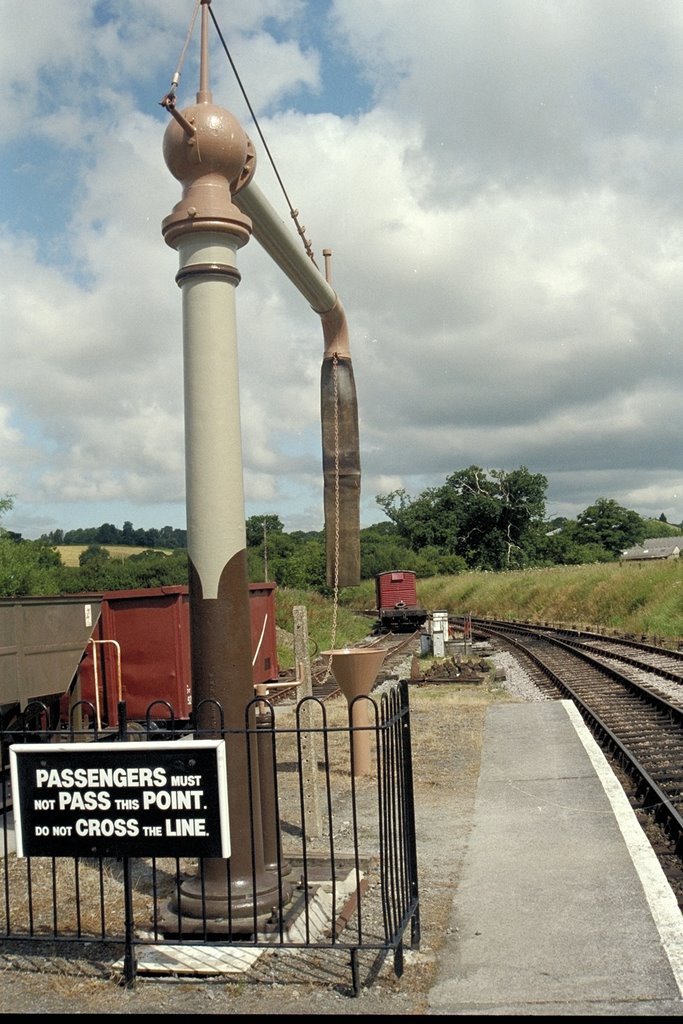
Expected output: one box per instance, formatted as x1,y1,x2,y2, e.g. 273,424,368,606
0,583,279,730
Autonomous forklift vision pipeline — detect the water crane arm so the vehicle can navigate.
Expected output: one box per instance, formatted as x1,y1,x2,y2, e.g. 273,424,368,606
234,183,336,318
233,180,361,588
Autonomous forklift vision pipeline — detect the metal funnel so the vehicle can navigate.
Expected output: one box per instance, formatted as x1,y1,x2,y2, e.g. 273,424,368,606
323,648,387,776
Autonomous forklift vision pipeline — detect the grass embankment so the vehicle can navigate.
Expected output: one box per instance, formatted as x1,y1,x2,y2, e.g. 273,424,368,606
54,551,683,658
273,587,373,669
338,559,683,644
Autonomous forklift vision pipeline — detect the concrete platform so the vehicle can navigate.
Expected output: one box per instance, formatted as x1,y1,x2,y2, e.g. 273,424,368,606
428,699,683,1016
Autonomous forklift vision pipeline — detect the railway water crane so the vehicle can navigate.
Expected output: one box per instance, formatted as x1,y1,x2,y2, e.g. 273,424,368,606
160,0,363,929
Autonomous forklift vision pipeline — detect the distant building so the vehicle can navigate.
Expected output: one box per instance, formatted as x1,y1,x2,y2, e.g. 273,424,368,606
621,536,683,561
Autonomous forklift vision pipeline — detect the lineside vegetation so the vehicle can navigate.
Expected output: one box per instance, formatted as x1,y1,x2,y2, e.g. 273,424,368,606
340,560,683,644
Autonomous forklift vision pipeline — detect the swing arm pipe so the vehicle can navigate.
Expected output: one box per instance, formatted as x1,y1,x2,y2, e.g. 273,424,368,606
234,181,341,328
234,180,360,586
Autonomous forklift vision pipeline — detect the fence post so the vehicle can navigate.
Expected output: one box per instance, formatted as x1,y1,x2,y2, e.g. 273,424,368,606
293,606,322,837
117,701,137,986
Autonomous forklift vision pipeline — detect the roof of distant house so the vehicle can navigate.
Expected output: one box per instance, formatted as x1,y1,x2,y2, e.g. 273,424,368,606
621,536,683,560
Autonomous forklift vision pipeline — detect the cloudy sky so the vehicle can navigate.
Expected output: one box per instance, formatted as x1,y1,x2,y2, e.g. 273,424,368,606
2,0,683,542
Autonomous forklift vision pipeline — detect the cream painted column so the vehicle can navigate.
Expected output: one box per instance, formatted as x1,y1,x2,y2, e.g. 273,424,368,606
161,0,282,928
178,232,246,599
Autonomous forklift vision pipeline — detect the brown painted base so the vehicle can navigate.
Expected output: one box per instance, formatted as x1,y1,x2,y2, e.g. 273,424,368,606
158,872,293,937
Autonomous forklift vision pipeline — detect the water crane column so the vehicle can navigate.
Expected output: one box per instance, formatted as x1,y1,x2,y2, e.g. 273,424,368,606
161,0,281,926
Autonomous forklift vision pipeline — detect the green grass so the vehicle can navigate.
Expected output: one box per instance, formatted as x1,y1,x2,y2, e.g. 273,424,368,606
274,586,375,669
51,556,683,668
339,560,683,645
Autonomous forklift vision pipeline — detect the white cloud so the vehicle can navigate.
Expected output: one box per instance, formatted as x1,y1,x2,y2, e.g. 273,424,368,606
2,0,683,542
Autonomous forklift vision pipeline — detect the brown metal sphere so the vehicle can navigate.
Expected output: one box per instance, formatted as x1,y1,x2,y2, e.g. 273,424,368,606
163,101,249,190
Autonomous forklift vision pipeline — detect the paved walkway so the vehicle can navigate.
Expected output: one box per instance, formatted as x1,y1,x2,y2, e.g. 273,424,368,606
428,700,683,1015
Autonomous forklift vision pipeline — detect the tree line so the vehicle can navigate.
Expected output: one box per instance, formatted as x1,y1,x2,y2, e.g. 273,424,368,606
0,467,681,598
40,522,187,549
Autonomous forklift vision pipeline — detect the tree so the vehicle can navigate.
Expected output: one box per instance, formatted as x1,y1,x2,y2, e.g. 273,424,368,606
531,527,614,566
121,520,136,545
0,537,62,596
158,525,181,549
638,517,681,539
277,537,327,590
95,523,119,545
376,466,548,571
571,499,646,557
79,544,111,566
252,530,299,584
0,494,15,528
359,522,414,579
245,514,284,548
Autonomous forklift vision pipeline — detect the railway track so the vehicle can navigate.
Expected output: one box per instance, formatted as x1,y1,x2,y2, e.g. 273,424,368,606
459,617,683,907
478,619,683,686
267,631,421,704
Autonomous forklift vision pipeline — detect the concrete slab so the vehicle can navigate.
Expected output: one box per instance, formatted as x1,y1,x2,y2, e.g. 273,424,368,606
428,700,683,1015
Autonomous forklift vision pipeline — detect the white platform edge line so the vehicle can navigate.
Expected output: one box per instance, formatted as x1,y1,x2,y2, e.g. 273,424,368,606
562,698,683,996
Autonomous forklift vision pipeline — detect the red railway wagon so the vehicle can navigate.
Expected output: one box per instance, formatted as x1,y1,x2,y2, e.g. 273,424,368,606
375,570,428,633
68,583,280,728
67,585,192,727
0,583,279,730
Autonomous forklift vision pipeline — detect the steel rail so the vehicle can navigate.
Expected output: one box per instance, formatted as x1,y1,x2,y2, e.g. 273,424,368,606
472,621,683,857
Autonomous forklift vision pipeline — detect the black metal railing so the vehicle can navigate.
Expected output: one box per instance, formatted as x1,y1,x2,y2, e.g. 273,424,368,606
0,679,419,996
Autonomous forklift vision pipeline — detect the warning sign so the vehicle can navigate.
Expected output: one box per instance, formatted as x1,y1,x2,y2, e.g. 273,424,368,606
10,740,230,859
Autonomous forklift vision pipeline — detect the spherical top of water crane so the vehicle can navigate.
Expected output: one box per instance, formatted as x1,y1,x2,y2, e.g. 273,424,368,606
163,99,249,193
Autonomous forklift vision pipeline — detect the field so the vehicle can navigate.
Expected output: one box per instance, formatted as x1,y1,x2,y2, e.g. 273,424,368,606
55,545,172,567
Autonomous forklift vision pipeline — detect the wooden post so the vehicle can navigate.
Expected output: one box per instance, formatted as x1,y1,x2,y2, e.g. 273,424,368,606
293,606,322,838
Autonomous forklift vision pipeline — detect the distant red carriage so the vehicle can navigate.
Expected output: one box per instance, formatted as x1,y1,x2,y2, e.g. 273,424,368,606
375,570,428,632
